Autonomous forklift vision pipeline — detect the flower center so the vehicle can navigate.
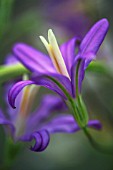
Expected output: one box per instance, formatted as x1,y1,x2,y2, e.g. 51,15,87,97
15,75,39,137
39,29,70,79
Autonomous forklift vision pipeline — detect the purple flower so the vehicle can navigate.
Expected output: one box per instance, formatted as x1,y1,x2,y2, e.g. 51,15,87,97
43,0,92,38
0,85,101,152
9,19,109,109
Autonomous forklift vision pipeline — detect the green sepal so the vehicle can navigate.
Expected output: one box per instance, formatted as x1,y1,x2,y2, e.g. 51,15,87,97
47,76,88,128
66,96,88,128
75,95,89,128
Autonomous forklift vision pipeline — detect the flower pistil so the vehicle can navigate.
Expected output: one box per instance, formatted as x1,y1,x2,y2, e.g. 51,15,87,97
40,29,70,79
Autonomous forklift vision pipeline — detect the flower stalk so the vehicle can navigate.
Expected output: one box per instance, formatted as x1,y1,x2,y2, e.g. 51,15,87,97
47,74,88,128
1,137,23,170
83,127,113,155
0,64,29,83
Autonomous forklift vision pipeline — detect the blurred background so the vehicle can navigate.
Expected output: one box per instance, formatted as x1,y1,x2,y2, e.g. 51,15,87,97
0,0,113,169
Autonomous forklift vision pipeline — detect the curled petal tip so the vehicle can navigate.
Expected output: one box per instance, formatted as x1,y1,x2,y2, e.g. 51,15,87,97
100,18,109,24
30,130,50,152
8,89,16,109
8,80,34,109
88,120,102,130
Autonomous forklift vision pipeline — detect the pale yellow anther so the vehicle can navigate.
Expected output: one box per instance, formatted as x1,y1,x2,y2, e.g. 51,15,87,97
39,29,70,79
23,74,28,81
39,36,50,52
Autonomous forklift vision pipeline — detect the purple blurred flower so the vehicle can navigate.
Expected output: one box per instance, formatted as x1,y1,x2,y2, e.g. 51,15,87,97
8,19,109,109
0,86,101,152
43,0,92,38
5,55,19,65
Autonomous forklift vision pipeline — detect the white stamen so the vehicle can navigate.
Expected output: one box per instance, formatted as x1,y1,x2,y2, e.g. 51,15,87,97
39,36,50,51
39,29,70,79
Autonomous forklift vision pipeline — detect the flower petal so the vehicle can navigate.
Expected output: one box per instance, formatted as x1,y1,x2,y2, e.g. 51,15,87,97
19,115,101,152
5,83,23,121
80,18,109,55
33,76,66,99
8,80,35,109
8,75,69,110
32,73,73,98
78,59,85,92
88,120,102,130
27,94,66,132
60,37,80,75
83,52,96,69
5,55,19,65
0,109,15,135
43,114,102,133
20,130,50,152
71,58,85,96
43,114,79,133
13,43,56,73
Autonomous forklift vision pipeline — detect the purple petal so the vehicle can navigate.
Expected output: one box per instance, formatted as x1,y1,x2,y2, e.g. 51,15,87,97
5,55,19,65
71,58,85,96
8,80,35,109
60,37,80,75
71,60,78,97
80,18,109,55
5,83,23,121
43,114,102,133
83,52,96,69
71,52,95,95
87,120,102,130
44,114,79,133
0,109,15,136
32,73,73,98
20,130,50,152
19,115,101,152
33,75,66,99
78,59,85,92
13,43,55,73
27,94,66,132
8,74,71,111
8,77,66,110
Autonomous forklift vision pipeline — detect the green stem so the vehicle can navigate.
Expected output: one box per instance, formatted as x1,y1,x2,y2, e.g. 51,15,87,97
0,64,29,83
1,137,23,170
83,127,113,155
76,95,89,126
75,59,89,127
48,76,88,128
47,76,72,101
47,76,82,122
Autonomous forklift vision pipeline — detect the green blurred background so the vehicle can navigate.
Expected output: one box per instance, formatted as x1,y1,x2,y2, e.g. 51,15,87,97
0,0,113,169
